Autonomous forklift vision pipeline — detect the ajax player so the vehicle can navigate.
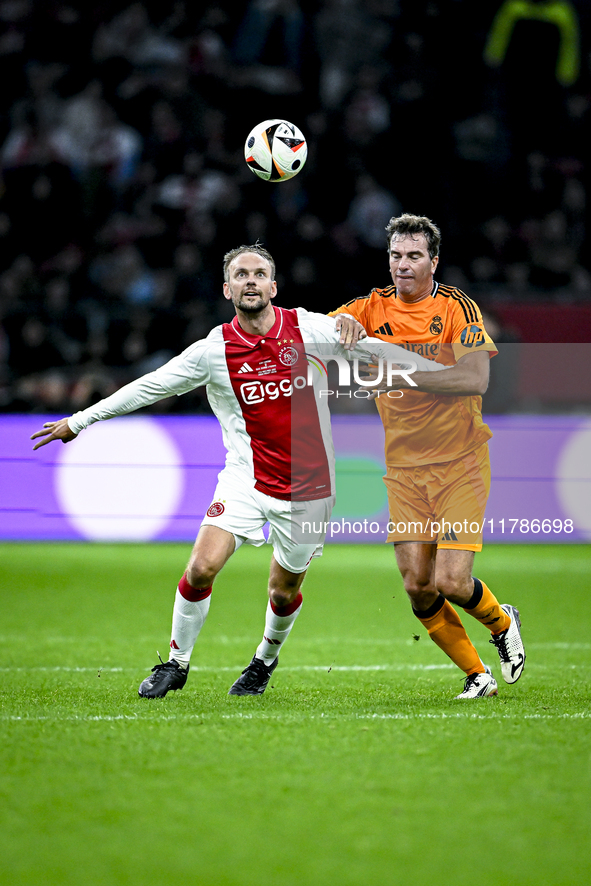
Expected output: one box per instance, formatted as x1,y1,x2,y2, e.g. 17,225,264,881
330,214,525,699
31,244,445,699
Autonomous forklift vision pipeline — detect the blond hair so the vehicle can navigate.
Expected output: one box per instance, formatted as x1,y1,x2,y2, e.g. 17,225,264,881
222,243,276,282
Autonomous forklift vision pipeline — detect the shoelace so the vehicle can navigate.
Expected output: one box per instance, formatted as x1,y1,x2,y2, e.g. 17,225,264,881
240,660,270,686
462,673,479,690
489,631,510,661
150,653,178,673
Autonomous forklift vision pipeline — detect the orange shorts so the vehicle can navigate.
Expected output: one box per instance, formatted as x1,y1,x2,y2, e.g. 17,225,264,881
383,443,491,551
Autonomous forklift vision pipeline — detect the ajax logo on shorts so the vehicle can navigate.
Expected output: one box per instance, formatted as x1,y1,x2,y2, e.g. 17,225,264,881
207,501,225,517
460,325,486,347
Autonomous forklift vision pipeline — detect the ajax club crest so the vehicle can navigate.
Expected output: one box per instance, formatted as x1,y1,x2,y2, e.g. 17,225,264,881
206,501,225,517
279,345,299,366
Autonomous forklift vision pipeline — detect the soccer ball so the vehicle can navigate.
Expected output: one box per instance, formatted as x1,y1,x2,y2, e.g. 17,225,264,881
244,119,307,183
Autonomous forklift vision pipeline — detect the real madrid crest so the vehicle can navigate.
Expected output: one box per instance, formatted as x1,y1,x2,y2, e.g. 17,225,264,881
430,315,443,335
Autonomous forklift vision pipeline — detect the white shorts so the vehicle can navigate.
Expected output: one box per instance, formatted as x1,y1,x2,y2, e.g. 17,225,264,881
201,466,335,574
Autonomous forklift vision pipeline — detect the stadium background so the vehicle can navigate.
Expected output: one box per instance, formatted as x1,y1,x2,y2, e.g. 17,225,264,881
1,0,591,419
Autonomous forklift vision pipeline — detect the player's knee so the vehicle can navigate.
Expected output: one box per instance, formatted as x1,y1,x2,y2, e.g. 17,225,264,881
402,577,437,609
268,585,299,610
436,574,471,601
404,581,435,604
186,559,219,589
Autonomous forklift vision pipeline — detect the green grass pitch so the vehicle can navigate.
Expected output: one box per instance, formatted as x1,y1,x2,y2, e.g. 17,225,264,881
1,542,590,886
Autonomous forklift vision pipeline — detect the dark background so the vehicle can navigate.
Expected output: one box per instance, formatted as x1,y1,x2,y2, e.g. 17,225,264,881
1,0,590,414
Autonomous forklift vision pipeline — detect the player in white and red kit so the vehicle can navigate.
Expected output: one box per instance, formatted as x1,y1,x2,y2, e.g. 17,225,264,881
31,245,444,698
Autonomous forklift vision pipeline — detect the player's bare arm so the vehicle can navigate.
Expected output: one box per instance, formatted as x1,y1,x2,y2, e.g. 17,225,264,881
31,418,77,450
403,351,489,395
335,313,367,350
364,351,490,397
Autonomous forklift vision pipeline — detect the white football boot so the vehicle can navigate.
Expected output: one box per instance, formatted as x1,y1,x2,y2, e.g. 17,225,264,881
489,604,525,684
455,665,498,699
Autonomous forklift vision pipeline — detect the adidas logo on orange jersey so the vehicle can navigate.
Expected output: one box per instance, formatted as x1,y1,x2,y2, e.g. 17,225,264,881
374,322,393,336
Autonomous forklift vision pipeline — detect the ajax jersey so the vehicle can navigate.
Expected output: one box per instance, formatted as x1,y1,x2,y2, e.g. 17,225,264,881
220,308,332,501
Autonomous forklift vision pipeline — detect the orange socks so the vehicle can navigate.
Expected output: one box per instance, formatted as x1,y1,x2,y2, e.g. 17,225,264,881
413,579,509,676
462,577,510,634
414,596,483,676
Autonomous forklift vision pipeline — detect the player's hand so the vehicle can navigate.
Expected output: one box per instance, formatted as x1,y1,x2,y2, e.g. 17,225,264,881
356,358,385,399
335,314,367,350
31,418,77,450
357,355,406,399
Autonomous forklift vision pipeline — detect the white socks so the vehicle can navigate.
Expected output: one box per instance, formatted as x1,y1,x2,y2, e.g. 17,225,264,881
168,586,211,669
255,594,303,665
167,576,303,671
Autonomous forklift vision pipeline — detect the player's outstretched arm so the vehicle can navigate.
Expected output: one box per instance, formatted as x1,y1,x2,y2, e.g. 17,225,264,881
29,337,214,452
363,350,489,397
31,418,77,450
408,351,490,395
335,314,367,350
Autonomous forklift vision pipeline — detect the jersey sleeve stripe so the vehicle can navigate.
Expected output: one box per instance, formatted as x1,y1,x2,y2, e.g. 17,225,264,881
343,295,371,307
464,296,480,322
450,293,471,323
459,295,477,323
457,292,478,322
439,284,482,324
452,288,480,323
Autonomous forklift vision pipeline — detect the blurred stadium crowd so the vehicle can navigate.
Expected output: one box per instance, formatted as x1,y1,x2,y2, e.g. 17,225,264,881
1,0,590,414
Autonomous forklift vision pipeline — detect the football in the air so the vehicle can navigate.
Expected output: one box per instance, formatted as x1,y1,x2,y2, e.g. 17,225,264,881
244,119,307,182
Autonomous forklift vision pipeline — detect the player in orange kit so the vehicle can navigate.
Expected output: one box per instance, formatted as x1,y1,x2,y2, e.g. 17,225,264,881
331,214,525,698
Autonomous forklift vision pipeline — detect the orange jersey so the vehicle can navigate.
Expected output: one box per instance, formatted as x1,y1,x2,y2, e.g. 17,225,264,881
329,282,497,467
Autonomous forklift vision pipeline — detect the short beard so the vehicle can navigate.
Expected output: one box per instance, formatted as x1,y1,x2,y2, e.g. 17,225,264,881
236,295,265,314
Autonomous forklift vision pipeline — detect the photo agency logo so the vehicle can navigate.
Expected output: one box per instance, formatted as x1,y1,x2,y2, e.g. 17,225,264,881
303,353,418,401
235,344,418,407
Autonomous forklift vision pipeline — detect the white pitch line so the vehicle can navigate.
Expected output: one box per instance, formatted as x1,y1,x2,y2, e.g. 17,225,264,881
0,662,588,673
1,639,589,650
0,664,458,673
2,711,590,723
528,642,591,650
